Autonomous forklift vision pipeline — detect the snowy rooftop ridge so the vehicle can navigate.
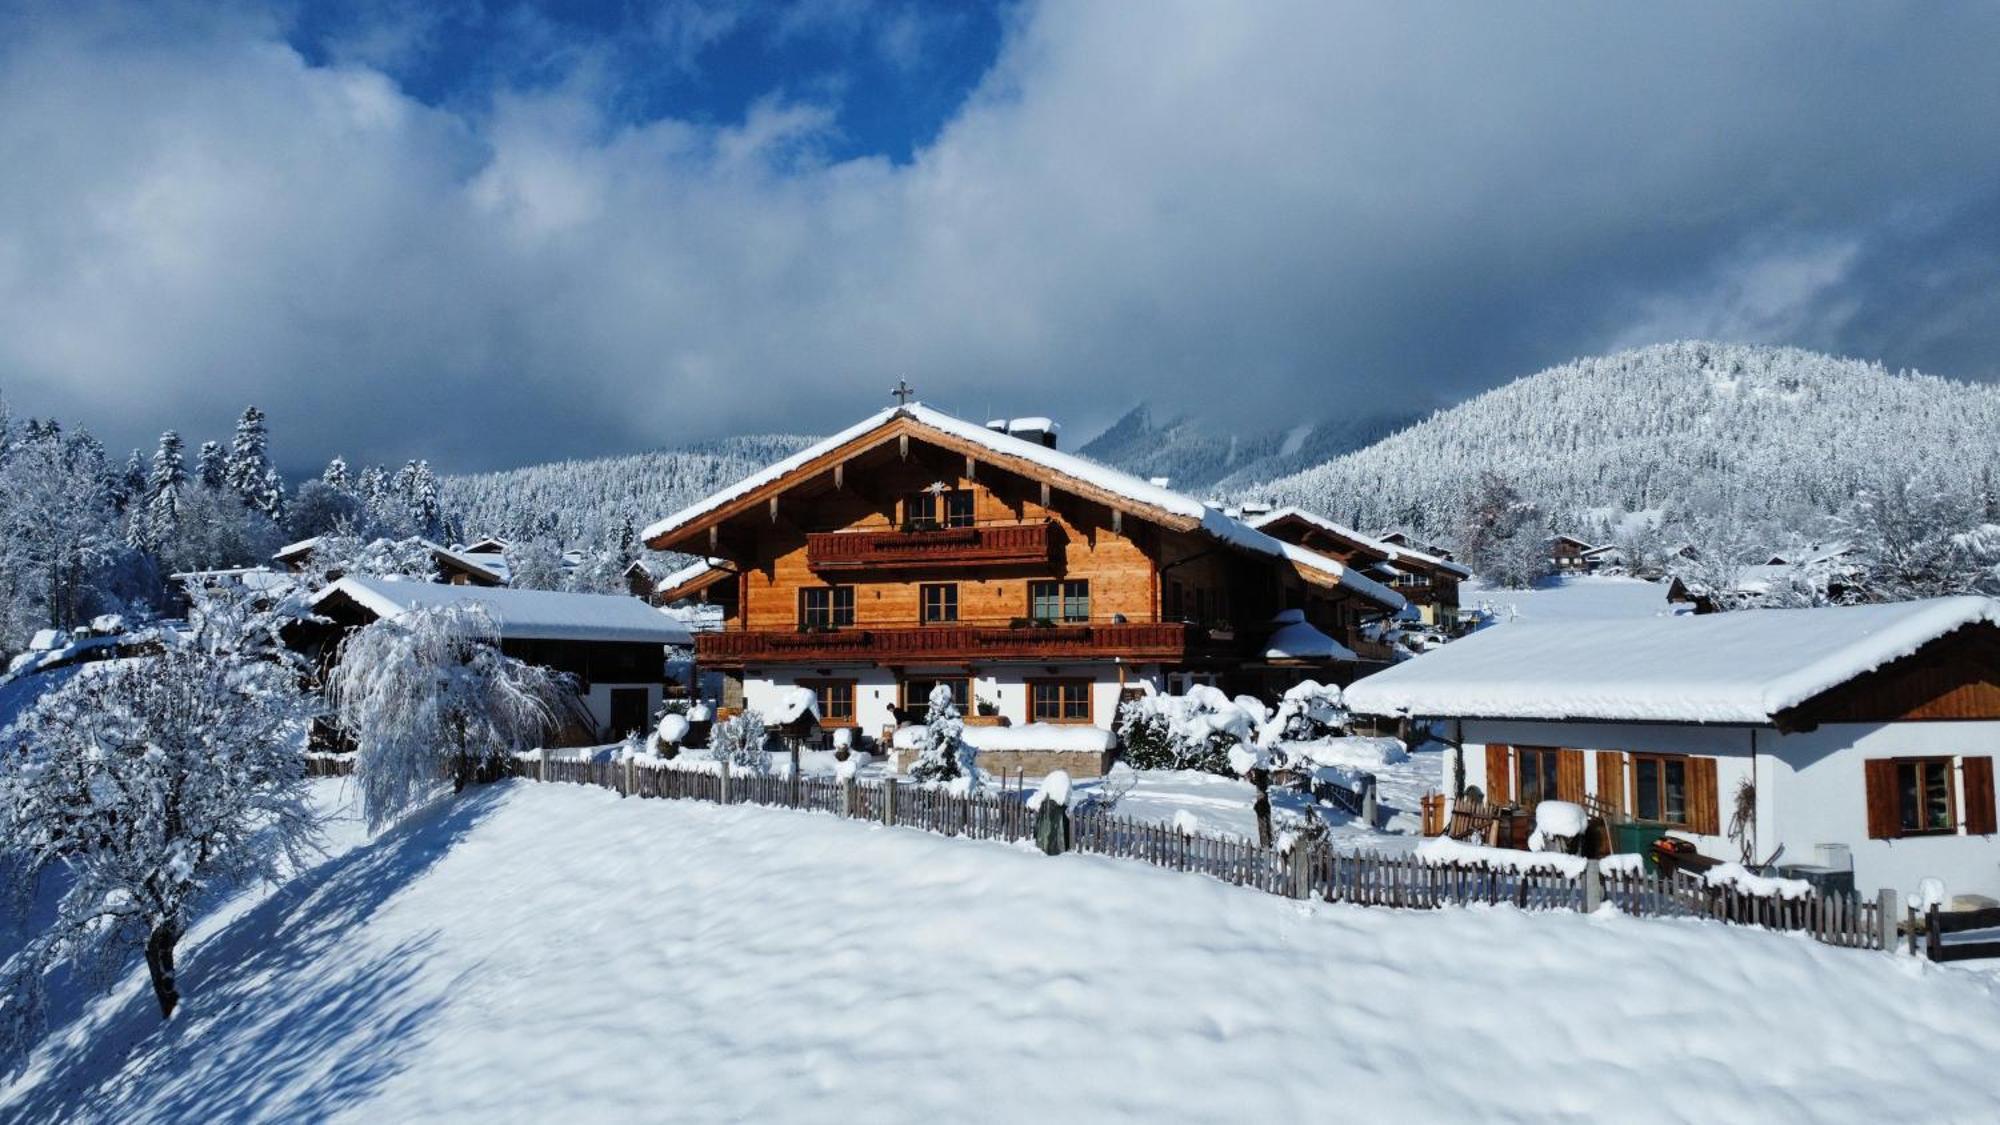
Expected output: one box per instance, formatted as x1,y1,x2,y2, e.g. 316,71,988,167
316,576,694,645
1246,506,1473,578
1344,595,2000,725
275,535,508,584
639,404,1403,611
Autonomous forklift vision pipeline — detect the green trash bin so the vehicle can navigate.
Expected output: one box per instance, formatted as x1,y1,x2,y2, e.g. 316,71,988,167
1611,822,1669,873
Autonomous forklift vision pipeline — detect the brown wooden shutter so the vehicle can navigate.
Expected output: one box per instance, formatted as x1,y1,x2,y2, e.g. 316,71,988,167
1595,751,1626,815
1485,744,1511,804
1685,756,1720,835
1864,759,1900,840
1964,757,1997,836
1556,749,1586,803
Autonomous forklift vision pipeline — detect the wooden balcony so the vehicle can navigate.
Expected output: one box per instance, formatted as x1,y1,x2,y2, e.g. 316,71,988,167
805,521,1055,573
697,622,1211,667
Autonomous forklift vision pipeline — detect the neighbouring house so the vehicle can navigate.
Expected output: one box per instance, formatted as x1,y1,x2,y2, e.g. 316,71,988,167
292,576,694,743
1247,507,1472,628
640,401,1406,777
273,536,509,587
1667,544,1862,613
1345,596,2000,899
1548,534,1603,574
1377,529,1455,562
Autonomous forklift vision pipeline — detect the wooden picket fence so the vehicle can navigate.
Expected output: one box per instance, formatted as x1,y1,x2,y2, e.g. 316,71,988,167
302,751,1895,954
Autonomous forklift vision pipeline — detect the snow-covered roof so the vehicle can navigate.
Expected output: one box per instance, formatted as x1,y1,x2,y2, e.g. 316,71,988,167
641,405,1403,611
1345,596,2000,725
1262,609,1359,662
1246,507,1472,578
274,536,507,584
316,576,693,645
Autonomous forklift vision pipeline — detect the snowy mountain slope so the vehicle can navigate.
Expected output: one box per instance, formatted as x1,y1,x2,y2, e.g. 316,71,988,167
1078,403,1421,495
9,780,2000,1122
439,434,816,547
1245,341,2000,541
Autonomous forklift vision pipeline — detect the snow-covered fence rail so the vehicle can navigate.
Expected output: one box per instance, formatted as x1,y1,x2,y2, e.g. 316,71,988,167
301,750,1895,953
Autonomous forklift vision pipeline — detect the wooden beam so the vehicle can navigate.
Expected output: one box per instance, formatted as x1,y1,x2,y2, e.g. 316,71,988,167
1040,481,1051,508
769,495,780,523
834,461,844,490
899,434,909,461
1112,509,1122,535
966,454,977,481
708,525,718,553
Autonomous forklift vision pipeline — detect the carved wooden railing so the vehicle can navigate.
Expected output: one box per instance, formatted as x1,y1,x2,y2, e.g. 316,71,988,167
698,621,1198,665
805,521,1055,572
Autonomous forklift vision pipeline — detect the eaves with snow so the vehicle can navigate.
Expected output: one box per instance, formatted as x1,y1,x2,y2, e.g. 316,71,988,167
313,576,694,646
1343,595,2000,726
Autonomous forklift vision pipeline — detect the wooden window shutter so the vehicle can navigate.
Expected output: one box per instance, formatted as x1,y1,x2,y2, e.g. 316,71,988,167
1686,757,1720,835
1595,751,1626,815
1485,744,1511,804
1964,757,1997,836
1863,759,1900,840
1556,749,1586,803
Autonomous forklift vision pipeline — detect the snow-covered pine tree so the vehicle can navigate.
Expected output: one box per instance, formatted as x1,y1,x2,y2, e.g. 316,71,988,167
115,449,146,514
196,440,227,491
322,455,351,491
329,603,575,830
0,588,319,1053
908,683,975,787
224,405,284,520
132,430,187,554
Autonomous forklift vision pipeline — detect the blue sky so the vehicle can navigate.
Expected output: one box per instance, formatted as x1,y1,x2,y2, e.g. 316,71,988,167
284,1,1007,165
1,2,1997,473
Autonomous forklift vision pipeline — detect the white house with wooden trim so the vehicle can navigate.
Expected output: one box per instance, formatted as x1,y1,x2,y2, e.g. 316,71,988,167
1345,597,2000,900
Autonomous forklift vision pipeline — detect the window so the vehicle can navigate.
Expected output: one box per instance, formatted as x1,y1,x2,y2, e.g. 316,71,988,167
1031,679,1092,723
803,680,855,726
1897,758,1956,835
1515,746,1562,808
799,586,854,629
906,489,974,530
920,583,958,623
1029,579,1090,623
903,677,969,713
1633,753,1690,826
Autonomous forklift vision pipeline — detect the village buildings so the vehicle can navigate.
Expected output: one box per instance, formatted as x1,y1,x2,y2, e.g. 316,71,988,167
641,402,1406,775
1245,506,1471,627
1345,597,2000,900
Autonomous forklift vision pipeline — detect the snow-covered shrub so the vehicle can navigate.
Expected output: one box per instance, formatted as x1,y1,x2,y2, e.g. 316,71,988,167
1261,679,1347,746
293,531,440,589
708,710,770,774
1114,686,1247,775
0,637,319,1060
329,602,574,831
908,683,978,789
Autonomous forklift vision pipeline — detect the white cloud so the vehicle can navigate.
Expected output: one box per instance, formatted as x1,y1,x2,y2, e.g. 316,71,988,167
1,2,1997,470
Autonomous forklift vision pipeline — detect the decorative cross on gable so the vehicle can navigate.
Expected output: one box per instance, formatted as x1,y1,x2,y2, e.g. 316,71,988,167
891,378,915,406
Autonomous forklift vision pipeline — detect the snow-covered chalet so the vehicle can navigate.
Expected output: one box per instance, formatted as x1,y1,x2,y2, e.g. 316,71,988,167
1345,597,2000,900
641,401,1406,776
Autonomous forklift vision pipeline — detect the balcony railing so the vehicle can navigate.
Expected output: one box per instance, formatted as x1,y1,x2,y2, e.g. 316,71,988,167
805,521,1055,572
697,622,1208,666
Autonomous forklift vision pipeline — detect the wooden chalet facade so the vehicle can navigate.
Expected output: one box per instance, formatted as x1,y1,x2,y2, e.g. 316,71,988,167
642,404,1404,774
1247,507,1471,628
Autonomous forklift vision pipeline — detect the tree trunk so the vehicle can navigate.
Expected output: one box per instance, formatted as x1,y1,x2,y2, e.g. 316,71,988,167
1252,769,1272,848
145,920,182,1019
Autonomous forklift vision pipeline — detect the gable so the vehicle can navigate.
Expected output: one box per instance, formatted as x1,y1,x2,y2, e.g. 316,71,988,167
1779,624,2000,727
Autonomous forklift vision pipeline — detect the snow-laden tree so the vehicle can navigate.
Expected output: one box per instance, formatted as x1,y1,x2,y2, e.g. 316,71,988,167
329,603,575,831
322,456,351,491
1953,525,2000,595
0,429,120,646
1455,472,1548,588
504,539,568,591
291,532,440,590
224,406,284,521
196,440,226,492
0,590,320,1058
130,430,187,554
908,683,976,787
707,710,770,773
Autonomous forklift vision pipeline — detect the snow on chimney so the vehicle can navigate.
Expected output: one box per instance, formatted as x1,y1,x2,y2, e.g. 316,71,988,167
1005,417,1061,449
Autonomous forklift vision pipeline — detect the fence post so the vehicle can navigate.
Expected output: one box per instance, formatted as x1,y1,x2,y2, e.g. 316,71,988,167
720,758,733,805
623,757,634,797
883,777,897,825
1288,844,1311,899
841,777,855,818
1583,859,1603,914
1878,887,1899,953
537,752,546,784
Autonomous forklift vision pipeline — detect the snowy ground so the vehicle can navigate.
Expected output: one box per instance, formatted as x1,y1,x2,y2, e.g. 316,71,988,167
1462,574,1684,624
8,780,2000,1122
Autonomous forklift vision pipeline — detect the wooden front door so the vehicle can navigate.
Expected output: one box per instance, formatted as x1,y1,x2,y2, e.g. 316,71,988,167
608,688,651,740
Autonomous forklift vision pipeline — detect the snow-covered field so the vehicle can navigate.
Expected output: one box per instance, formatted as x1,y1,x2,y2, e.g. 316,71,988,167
8,779,2000,1122
1463,574,1684,623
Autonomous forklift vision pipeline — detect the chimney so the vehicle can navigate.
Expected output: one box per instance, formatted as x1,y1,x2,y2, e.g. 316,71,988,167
1006,417,1061,449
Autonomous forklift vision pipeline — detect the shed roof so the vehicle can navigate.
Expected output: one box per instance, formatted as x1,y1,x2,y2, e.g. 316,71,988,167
1344,596,2000,725
314,576,693,645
